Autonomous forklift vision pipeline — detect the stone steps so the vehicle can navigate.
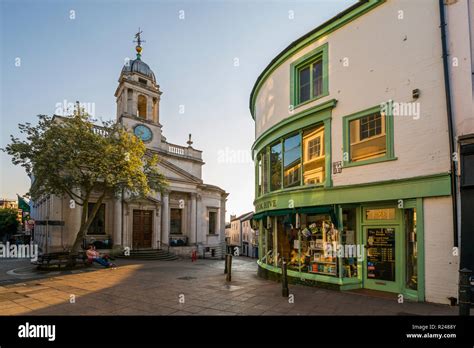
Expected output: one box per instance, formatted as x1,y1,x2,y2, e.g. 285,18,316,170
116,248,178,261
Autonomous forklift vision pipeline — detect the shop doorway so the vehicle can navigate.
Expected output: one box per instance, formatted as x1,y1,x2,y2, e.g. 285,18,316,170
361,206,402,294
363,226,401,293
133,210,153,249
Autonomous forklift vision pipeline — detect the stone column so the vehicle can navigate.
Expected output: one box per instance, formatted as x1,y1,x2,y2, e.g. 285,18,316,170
113,194,122,247
161,192,170,246
219,196,226,243
122,88,128,116
146,96,153,121
196,194,202,244
152,206,160,249
132,91,138,117
189,193,197,245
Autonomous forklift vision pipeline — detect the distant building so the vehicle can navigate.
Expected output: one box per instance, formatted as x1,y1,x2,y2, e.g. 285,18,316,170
229,212,255,257
0,198,17,210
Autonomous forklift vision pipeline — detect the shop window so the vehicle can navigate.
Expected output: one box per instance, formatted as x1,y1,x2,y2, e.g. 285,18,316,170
303,125,325,185
87,203,106,235
343,106,395,167
257,155,263,196
261,149,269,194
270,142,282,191
170,208,182,234
265,224,274,265
405,208,417,290
283,133,301,188
290,43,328,107
286,213,339,276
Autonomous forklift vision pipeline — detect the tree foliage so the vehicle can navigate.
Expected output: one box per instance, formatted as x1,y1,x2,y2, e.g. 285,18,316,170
0,208,19,239
4,112,167,252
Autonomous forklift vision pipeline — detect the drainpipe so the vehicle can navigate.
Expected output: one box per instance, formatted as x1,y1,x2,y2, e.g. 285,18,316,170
439,0,459,247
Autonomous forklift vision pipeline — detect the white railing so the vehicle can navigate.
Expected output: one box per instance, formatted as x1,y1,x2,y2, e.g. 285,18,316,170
168,145,186,156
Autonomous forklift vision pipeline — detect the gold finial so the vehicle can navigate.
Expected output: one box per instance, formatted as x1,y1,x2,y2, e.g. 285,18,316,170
133,28,145,60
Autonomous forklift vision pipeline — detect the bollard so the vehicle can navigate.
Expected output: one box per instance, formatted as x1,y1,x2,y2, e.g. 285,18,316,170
224,253,228,274
459,268,472,316
226,254,232,282
282,257,289,297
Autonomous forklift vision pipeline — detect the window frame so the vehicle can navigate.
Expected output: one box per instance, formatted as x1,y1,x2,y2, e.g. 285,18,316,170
208,209,218,235
290,43,329,108
256,120,331,195
342,105,396,168
86,203,106,235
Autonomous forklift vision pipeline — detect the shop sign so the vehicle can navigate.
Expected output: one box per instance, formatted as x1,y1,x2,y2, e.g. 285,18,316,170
255,199,277,211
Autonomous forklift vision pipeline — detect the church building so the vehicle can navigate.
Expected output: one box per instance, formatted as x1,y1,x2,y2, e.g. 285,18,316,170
31,34,228,258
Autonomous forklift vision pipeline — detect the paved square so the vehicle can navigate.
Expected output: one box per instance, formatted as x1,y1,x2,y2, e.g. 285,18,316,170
0,257,460,316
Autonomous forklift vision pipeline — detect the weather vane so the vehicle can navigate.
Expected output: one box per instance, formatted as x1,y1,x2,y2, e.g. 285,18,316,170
133,28,145,60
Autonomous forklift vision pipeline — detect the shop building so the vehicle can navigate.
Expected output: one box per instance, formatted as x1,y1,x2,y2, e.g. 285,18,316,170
250,0,473,304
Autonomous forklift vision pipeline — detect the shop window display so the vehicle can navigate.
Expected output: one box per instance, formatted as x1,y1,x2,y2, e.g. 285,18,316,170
286,213,339,276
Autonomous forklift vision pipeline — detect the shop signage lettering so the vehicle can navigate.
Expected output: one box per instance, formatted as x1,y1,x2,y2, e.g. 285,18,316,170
255,200,277,211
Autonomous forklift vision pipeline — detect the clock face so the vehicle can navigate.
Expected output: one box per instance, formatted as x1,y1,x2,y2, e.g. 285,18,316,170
133,124,153,142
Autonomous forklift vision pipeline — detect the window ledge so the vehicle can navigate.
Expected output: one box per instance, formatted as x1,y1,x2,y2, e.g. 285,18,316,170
293,92,329,110
343,156,398,169
258,183,325,199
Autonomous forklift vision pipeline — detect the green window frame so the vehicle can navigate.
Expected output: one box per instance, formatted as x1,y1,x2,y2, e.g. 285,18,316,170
342,105,396,168
256,123,332,195
290,43,329,108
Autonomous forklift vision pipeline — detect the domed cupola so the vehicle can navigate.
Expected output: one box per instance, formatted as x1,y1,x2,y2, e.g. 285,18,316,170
121,59,156,83
115,29,162,126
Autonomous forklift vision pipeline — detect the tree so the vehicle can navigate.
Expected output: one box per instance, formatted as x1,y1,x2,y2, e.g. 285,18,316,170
3,110,167,253
0,208,19,240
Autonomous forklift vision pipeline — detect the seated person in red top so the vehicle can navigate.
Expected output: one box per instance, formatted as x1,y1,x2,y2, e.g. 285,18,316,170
86,244,116,268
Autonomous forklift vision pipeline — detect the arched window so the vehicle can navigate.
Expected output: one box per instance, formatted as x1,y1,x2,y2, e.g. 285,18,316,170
137,95,147,119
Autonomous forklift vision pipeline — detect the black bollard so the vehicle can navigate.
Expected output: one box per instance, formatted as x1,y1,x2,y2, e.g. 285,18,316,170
282,258,289,297
459,268,472,316
224,253,228,274
226,254,232,282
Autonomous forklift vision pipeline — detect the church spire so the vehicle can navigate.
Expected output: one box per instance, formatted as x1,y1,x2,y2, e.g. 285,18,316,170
133,28,145,60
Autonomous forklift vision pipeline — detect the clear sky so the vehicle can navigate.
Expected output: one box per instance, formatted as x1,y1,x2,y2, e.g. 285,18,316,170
0,0,355,220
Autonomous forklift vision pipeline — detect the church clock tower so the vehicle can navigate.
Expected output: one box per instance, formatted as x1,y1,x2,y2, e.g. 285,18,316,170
115,29,163,147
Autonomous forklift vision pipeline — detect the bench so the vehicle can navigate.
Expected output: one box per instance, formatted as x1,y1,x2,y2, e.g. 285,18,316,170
33,251,92,270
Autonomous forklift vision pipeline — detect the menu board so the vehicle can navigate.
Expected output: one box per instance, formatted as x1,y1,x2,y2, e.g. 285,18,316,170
366,228,395,281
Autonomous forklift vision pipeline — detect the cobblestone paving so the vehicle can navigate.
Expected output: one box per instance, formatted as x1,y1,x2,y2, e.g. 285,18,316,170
0,257,460,316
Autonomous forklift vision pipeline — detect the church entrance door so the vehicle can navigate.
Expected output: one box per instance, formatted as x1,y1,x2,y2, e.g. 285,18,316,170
133,210,153,249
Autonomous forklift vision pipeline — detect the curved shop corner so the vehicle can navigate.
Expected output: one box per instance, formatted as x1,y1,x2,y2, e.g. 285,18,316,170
248,0,473,305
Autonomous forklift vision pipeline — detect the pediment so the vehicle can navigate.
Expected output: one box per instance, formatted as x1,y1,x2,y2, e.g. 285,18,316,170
157,158,202,184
